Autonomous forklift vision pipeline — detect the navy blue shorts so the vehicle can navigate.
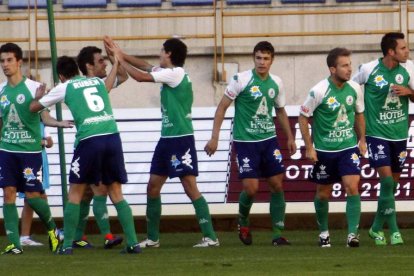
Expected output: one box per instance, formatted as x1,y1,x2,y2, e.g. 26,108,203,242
366,136,407,173
69,133,128,185
0,150,43,193
234,137,285,179
150,135,199,178
309,147,361,185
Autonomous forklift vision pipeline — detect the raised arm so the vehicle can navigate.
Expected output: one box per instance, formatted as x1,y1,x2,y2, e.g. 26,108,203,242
104,38,128,84
204,96,233,156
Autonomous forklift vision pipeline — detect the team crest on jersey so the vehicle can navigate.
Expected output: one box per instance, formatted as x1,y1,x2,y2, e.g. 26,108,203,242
273,149,282,163
350,153,360,167
250,86,262,99
326,97,340,111
0,95,10,108
170,155,181,169
398,151,407,164
16,94,25,104
268,88,276,99
346,96,353,106
395,74,404,84
374,75,388,89
23,168,36,181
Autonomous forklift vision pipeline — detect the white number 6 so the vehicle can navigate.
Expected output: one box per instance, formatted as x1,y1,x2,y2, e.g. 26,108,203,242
83,87,104,112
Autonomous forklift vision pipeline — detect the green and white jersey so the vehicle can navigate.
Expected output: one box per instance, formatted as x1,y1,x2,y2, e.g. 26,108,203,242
0,77,42,153
225,69,285,142
39,76,118,147
150,67,194,138
300,77,364,152
352,58,414,141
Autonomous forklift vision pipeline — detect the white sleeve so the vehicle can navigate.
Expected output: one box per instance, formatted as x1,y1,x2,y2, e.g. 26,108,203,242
349,81,365,113
39,83,68,108
150,67,184,88
224,74,243,100
274,77,286,108
299,81,326,117
403,60,414,90
352,64,368,85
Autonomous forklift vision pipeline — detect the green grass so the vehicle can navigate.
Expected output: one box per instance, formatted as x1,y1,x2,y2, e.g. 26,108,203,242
2,229,414,275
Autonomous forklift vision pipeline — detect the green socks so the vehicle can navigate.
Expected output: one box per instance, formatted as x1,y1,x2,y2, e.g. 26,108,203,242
270,192,286,239
114,200,137,247
146,196,161,241
27,197,56,231
372,176,396,232
93,195,111,236
314,197,329,232
238,191,253,227
63,202,80,249
346,195,361,234
74,200,90,241
192,196,217,240
3,203,20,248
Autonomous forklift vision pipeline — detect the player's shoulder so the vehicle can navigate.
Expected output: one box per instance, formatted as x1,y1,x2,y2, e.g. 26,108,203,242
24,78,42,91
0,81,6,94
359,59,380,73
269,73,283,86
310,78,330,95
400,59,414,71
347,80,362,92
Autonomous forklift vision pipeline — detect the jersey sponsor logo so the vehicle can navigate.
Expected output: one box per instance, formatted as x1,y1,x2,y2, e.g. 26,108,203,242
170,155,181,169
0,95,10,108
395,74,404,84
346,96,354,106
374,75,388,89
273,149,282,163
350,153,360,167
382,87,402,111
333,105,350,128
23,167,36,181
250,86,262,99
225,88,236,98
268,88,275,99
326,97,340,111
16,94,25,104
181,149,193,169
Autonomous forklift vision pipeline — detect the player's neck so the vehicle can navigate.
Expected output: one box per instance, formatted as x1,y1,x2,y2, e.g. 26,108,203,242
7,72,24,87
330,76,345,89
382,56,399,70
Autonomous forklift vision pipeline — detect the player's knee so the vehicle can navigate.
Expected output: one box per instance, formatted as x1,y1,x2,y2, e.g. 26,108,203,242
244,185,258,197
147,184,161,197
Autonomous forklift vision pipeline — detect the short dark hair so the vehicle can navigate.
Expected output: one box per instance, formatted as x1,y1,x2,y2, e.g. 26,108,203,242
253,41,275,58
77,46,102,75
326,47,351,68
0,43,23,61
381,32,405,56
57,56,79,79
163,38,187,67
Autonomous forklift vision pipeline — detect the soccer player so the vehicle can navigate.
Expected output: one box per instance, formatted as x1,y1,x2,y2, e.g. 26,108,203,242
30,56,140,254
67,45,129,249
352,32,414,245
105,36,219,247
298,48,366,247
204,41,296,246
0,43,69,255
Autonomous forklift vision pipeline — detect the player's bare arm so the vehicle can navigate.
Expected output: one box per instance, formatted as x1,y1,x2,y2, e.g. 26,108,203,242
298,114,318,162
104,55,119,92
40,110,74,129
276,107,297,156
354,113,367,157
104,37,128,84
204,95,232,157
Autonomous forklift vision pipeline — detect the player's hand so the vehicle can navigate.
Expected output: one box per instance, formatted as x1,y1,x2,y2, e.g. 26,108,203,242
391,85,412,97
58,120,74,128
35,83,47,100
358,141,367,157
204,138,218,157
286,138,297,157
305,147,318,163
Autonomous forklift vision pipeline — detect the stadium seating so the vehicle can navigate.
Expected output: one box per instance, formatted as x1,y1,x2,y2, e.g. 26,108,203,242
117,0,162,7
227,0,271,5
171,0,214,6
8,0,54,9
62,0,108,8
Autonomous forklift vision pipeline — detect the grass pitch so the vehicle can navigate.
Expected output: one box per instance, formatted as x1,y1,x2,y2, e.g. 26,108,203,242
2,229,414,275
